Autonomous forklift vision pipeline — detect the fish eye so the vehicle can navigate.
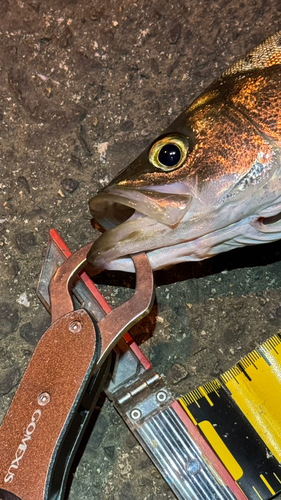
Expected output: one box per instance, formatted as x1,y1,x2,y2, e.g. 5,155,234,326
149,135,189,171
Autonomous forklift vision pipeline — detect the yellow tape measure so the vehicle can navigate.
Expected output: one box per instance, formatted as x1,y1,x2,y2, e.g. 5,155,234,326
179,334,281,500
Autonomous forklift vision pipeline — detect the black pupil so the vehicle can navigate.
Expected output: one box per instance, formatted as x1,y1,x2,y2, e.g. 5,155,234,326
158,143,181,167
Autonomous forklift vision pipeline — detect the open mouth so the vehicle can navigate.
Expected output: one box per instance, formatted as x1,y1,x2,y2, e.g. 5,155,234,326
87,184,192,269
89,185,192,229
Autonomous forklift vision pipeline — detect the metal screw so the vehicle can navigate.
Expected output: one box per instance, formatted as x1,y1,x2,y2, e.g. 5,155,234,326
37,392,51,406
69,320,82,333
130,408,142,420
156,390,167,403
186,459,201,475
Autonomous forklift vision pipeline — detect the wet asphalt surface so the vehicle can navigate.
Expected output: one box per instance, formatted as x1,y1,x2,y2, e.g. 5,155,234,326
1,0,281,498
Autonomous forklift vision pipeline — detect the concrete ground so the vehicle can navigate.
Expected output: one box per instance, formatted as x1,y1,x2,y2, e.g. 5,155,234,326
1,0,281,498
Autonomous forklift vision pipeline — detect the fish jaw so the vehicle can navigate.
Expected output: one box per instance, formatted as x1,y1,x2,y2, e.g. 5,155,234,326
93,215,281,273
87,205,281,273
87,183,194,269
87,161,281,273
87,215,172,271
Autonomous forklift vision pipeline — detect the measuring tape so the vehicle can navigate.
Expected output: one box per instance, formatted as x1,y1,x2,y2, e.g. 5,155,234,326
179,334,281,500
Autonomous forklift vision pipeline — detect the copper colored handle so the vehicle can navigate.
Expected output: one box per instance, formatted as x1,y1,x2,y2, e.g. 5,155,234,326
50,243,93,323
97,252,155,369
0,309,97,500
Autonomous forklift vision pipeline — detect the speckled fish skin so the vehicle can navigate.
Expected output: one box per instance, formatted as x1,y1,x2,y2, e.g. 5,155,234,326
88,32,281,273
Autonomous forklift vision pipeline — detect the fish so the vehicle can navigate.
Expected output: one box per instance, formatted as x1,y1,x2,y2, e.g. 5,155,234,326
87,31,281,273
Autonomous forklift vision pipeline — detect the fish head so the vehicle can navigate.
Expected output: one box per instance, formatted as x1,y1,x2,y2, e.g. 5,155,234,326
88,33,281,272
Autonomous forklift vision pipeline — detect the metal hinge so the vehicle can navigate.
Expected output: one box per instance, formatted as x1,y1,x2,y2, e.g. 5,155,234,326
113,368,173,426
118,372,161,404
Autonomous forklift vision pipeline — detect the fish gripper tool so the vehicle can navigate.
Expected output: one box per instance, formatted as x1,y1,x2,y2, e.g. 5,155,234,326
0,239,154,500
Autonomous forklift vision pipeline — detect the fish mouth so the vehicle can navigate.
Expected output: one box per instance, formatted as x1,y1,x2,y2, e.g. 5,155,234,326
87,184,192,269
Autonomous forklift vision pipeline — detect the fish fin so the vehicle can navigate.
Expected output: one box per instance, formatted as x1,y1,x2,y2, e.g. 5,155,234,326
222,31,281,76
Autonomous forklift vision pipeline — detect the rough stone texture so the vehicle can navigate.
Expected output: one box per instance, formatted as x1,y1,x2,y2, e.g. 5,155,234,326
1,1,281,499
0,364,21,396
0,302,19,338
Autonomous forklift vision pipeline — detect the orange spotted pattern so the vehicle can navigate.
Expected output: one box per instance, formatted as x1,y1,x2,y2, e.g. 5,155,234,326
111,31,281,191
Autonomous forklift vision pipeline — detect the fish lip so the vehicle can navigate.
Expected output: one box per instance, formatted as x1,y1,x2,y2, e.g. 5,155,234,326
87,214,167,270
89,184,192,230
